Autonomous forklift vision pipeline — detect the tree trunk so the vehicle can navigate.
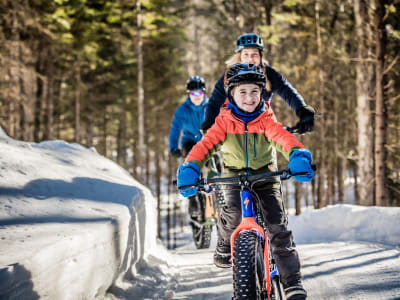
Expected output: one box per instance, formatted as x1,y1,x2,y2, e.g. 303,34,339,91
173,195,177,249
8,101,15,138
34,74,45,142
155,112,162,240
262,0,273,62
85,94,93,146
311,172,316,208
74,60,81,143
45,75,54,140
304,183,309,208
353,160,360,205
354,0,374,206
7,9,19,139
337,155,345,203
315,0,326,208
283,181,289,211
167,150,172,249
374,0,389,206
117,99,127,166
327,156,335,205
295,182,302,215
136,0,145,182
102,109,108,157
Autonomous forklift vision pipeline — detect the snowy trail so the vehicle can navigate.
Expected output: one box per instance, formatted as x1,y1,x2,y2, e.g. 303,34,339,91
156,228,400,300
300,242,400,300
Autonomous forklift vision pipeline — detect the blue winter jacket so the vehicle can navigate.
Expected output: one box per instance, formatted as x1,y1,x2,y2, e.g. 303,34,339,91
169,95,208,151
204,64,307,125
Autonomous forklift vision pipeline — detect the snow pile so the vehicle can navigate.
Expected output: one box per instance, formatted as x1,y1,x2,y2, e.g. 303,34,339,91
0,131,170,299
289,204,400,246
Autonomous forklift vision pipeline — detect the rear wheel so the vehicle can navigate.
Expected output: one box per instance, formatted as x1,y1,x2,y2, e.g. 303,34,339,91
271,276,285,300
233,230,265,299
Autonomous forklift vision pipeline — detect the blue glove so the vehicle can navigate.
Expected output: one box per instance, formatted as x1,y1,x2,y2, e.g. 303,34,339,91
288,149,314,182
177,162,201,197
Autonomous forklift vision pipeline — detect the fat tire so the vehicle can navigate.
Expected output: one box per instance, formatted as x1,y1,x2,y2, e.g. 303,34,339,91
233,230,265,300
192,224,212,249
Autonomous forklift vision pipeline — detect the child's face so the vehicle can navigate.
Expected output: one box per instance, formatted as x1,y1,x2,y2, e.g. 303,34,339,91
232,84,262,113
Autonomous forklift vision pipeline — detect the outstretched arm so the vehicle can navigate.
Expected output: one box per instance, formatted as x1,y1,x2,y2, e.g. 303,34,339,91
266,64,315,133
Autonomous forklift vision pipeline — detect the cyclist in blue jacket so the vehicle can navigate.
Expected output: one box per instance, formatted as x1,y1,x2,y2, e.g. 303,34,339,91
169,76,208,220
200,33,315,133
169,76,208,158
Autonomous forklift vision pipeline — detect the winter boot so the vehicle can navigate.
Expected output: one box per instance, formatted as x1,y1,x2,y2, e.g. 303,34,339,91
284,280,307,300
213,239,231,268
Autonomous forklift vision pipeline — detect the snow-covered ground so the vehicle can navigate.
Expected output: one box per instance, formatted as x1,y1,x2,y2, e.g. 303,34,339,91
0,129,169,299
1,130,399,299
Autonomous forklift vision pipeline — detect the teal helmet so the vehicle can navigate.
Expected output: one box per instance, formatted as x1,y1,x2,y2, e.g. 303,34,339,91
235,33,264,53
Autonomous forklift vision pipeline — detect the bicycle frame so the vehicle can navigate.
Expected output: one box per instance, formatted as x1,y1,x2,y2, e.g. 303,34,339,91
179,168,313,299
230,188,274,299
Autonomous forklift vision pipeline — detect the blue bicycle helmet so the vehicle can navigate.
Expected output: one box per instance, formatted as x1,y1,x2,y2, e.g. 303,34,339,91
235,33,264,53
186,76,206,92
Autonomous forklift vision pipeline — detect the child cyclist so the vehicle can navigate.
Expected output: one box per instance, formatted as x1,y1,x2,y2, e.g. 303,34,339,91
176,63,313,300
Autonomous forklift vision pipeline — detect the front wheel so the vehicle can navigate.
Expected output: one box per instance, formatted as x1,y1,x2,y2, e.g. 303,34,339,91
189,194,212,249
232,230,265,300
192,224,212,249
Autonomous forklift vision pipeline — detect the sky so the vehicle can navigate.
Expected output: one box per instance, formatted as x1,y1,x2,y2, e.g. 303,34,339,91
0,128,399,300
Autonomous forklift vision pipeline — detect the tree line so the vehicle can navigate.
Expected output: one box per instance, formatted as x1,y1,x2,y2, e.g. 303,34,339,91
1,0,399,231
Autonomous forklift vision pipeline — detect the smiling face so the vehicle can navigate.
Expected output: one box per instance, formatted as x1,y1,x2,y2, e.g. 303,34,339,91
240,48,261,65
232,84,262,113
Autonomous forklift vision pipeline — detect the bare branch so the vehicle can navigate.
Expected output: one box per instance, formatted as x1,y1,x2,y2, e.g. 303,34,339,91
383,55,399,75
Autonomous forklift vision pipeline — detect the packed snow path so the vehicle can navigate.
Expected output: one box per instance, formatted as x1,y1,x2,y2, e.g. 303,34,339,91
136,227,400,300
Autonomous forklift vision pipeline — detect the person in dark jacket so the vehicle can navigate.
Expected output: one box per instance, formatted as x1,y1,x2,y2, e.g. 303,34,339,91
200,33,315,134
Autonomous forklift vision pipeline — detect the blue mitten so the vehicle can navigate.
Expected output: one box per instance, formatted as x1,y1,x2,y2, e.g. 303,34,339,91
177,162,201,197
288,149,314,182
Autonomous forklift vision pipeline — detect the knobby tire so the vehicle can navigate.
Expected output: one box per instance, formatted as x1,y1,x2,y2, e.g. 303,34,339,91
192,224,212,249
233,230,265,300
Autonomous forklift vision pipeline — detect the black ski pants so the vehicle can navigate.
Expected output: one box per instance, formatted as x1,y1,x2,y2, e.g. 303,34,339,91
216,181,302,286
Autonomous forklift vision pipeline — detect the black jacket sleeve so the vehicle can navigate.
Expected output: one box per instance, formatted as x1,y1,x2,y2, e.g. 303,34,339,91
266,64,307,114
203,73,226,126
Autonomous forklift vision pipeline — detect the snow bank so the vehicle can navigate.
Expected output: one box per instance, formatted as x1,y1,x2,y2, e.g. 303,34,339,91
0,131,166,299
289,204,400,246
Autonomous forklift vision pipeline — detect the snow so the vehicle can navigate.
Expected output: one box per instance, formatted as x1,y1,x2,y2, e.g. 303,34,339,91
0,129,163,299
288,204,400,246
0,129,399,299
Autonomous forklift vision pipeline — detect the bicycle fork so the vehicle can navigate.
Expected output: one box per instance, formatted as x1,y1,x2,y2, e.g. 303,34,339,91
230,189,273,299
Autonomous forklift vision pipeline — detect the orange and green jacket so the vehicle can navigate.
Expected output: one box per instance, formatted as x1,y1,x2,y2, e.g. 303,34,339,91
185,102,304,174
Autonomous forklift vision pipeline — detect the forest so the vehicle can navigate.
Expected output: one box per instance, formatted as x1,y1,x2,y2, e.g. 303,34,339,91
1,0,399,232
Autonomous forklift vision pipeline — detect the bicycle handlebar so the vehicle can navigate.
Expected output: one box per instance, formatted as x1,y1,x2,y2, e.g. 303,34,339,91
176,164,316,191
